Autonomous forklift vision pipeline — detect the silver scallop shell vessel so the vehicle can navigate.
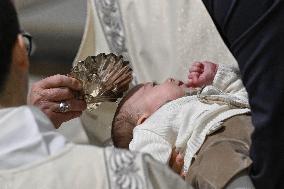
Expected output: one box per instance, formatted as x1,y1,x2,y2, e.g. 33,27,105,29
70,53,133,111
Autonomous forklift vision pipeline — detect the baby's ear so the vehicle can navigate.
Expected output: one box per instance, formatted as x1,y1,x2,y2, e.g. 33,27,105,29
136,113,150,125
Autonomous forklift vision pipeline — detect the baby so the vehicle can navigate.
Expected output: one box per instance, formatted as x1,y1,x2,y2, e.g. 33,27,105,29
111,61,252,187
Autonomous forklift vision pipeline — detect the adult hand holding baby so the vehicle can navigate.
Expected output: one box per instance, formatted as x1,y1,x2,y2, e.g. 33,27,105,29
169,148,186,179
27,75,87,128
186,61,218,88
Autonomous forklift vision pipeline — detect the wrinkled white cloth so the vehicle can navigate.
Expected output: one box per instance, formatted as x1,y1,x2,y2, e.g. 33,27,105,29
129,65,250,172
0,106,192,189
119,0,239,83
0,106,67,169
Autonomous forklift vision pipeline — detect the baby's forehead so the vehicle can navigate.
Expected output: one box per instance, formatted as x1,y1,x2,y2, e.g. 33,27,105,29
122,84,145,104
128,86,145,102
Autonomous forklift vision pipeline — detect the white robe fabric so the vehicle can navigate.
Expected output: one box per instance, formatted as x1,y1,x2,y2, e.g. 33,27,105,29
0,106,192,189
0,106,67,169
118,0,238,83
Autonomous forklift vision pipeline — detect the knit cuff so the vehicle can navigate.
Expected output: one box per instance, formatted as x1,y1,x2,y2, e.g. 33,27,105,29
212,64,239,92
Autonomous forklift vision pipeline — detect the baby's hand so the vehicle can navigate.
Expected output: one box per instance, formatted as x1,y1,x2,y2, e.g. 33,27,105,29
169,148,186,179
186,61,218,88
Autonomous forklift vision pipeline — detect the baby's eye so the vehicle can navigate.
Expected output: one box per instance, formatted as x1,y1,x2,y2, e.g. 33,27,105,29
152,81,158,86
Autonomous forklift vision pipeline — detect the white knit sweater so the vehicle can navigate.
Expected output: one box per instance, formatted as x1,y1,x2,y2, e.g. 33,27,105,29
129,65,250,172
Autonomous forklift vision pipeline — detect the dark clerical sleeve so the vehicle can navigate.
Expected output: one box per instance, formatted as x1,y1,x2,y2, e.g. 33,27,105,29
201,0,284,188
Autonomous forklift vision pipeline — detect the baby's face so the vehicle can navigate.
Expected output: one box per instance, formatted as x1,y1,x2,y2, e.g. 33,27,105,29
126,78,186,115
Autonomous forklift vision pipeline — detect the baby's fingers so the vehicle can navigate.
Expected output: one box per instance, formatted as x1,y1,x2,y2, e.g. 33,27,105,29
187,79,194,88
192,61,203,67
169,149,184,175
188,72,200,81
189,64,203,73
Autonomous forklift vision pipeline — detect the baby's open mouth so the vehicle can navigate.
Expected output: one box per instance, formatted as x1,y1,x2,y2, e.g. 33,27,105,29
178,81,184,86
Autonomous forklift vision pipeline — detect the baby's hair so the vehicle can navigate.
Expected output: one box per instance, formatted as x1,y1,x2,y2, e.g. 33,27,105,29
111,84,144,148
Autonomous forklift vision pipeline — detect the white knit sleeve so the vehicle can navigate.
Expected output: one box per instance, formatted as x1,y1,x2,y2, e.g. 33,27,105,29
212,64,249,104
129,128,172,164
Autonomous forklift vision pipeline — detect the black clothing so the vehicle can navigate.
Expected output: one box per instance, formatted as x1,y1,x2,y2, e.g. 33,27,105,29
201,0,284,188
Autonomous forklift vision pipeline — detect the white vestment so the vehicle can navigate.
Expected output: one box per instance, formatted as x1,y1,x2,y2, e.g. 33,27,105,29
0,106,192,189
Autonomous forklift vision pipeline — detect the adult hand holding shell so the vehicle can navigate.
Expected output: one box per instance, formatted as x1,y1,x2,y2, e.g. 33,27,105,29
27,74,87,128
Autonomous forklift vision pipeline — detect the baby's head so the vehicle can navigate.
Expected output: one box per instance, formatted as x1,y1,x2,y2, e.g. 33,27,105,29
111,78,186,148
